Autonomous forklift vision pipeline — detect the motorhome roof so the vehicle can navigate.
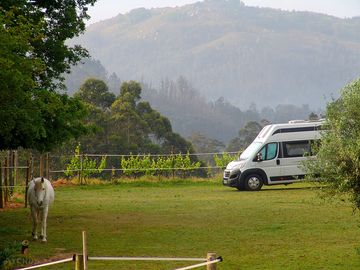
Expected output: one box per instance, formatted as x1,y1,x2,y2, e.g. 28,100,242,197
256,120,323,141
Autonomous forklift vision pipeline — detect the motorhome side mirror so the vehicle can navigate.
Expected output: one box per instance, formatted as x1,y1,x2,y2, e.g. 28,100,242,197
256,153,263,162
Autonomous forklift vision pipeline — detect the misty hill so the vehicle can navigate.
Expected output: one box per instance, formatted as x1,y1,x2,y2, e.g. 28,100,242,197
72,0,360,108
140,77,313,142
63,58,121,94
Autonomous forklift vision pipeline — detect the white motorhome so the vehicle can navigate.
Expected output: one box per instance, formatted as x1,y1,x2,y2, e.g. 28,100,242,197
223,120,323,191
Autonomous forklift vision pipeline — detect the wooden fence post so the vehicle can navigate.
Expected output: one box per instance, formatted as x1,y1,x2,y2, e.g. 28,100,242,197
82,231,88,270
30,153,34,180
78,154,84,185
46,153,50,180
14,150,18,189
207,253,217,270
171,149,175,179
4,158,8,203
40,154,44,178
25,158,30,208
74,254,84,270
8,151,13,195
0,161,3,209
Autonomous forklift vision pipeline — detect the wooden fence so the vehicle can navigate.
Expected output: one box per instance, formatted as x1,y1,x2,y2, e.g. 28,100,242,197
0,151,51,209
15,231,222,270
0,150,237,209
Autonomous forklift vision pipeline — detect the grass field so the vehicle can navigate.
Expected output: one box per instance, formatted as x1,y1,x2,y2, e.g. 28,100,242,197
1,180,360,269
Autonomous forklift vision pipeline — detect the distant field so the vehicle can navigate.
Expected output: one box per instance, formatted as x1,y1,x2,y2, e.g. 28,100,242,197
1,181,360,269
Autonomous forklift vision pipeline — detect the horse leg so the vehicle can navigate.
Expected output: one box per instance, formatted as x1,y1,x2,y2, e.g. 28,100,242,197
30,206,38,240
40,207,48,242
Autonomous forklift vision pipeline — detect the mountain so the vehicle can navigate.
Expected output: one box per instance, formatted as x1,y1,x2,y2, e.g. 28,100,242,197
72,0,360,108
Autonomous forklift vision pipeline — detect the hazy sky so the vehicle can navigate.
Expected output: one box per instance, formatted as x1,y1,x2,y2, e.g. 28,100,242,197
87,0,360,25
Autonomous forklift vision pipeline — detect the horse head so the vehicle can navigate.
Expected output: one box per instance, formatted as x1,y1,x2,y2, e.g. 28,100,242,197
34,177,46,207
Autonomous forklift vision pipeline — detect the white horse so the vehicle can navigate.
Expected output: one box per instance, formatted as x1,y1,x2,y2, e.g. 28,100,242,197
27,177,54,242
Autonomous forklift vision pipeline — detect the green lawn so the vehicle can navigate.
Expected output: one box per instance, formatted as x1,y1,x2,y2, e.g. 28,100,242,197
1,181,360,269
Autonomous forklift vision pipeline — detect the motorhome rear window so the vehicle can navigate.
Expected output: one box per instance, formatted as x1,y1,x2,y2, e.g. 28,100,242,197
272,125,321,135
282,140,311,158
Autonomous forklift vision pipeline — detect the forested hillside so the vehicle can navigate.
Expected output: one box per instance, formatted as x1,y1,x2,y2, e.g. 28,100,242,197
65,61,314,143
72,0,360,108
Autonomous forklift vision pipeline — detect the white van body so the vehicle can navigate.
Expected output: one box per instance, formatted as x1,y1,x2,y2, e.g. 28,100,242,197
223,120,323,191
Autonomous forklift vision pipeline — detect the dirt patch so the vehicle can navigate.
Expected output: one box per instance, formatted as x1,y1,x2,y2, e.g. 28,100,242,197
0,192,25,211
20,252,75,269
0,201,24,212
51,178,75,188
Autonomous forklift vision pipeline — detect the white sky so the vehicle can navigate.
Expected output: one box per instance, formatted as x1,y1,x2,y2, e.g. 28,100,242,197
87,0,360,25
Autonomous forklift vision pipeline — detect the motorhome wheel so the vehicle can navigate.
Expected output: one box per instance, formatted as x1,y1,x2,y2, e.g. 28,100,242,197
244,174,263,191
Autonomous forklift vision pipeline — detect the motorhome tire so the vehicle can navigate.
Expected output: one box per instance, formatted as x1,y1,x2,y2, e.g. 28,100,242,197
244,174,263,191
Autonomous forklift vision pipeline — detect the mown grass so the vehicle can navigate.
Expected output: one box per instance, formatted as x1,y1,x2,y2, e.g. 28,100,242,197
1,181,360,269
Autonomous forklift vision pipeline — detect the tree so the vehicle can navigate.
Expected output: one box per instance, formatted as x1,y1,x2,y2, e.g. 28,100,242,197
75,78,116,110
0,8,44,149
111,81,149,150
188,132,225,153
0,3,94,152
0,89,89,152
137,101,172,141
119,81,142,106
72,79,116,153
70,80,198,155
111,98,148,150
305,79,360,209
226,121,263,151
31,91,90,152
226,137,242,152
308,112,319,120
1,0,96,90
107,72,121,94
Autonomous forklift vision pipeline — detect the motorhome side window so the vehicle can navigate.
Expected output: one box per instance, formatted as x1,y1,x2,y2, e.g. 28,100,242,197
282,140,311,158
257,142,278,160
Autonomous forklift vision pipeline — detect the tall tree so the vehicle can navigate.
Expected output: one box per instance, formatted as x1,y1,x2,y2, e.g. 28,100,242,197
1,0,96,90
111,81,149,150
0,8,44,149
0,1,95,151
75,78,116,110
306,79,360,210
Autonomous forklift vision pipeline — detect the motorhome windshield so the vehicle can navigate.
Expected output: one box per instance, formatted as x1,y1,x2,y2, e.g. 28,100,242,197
239,142,262,160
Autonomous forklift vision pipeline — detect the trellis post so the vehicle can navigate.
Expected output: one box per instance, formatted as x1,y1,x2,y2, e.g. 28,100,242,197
78,154,84,185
